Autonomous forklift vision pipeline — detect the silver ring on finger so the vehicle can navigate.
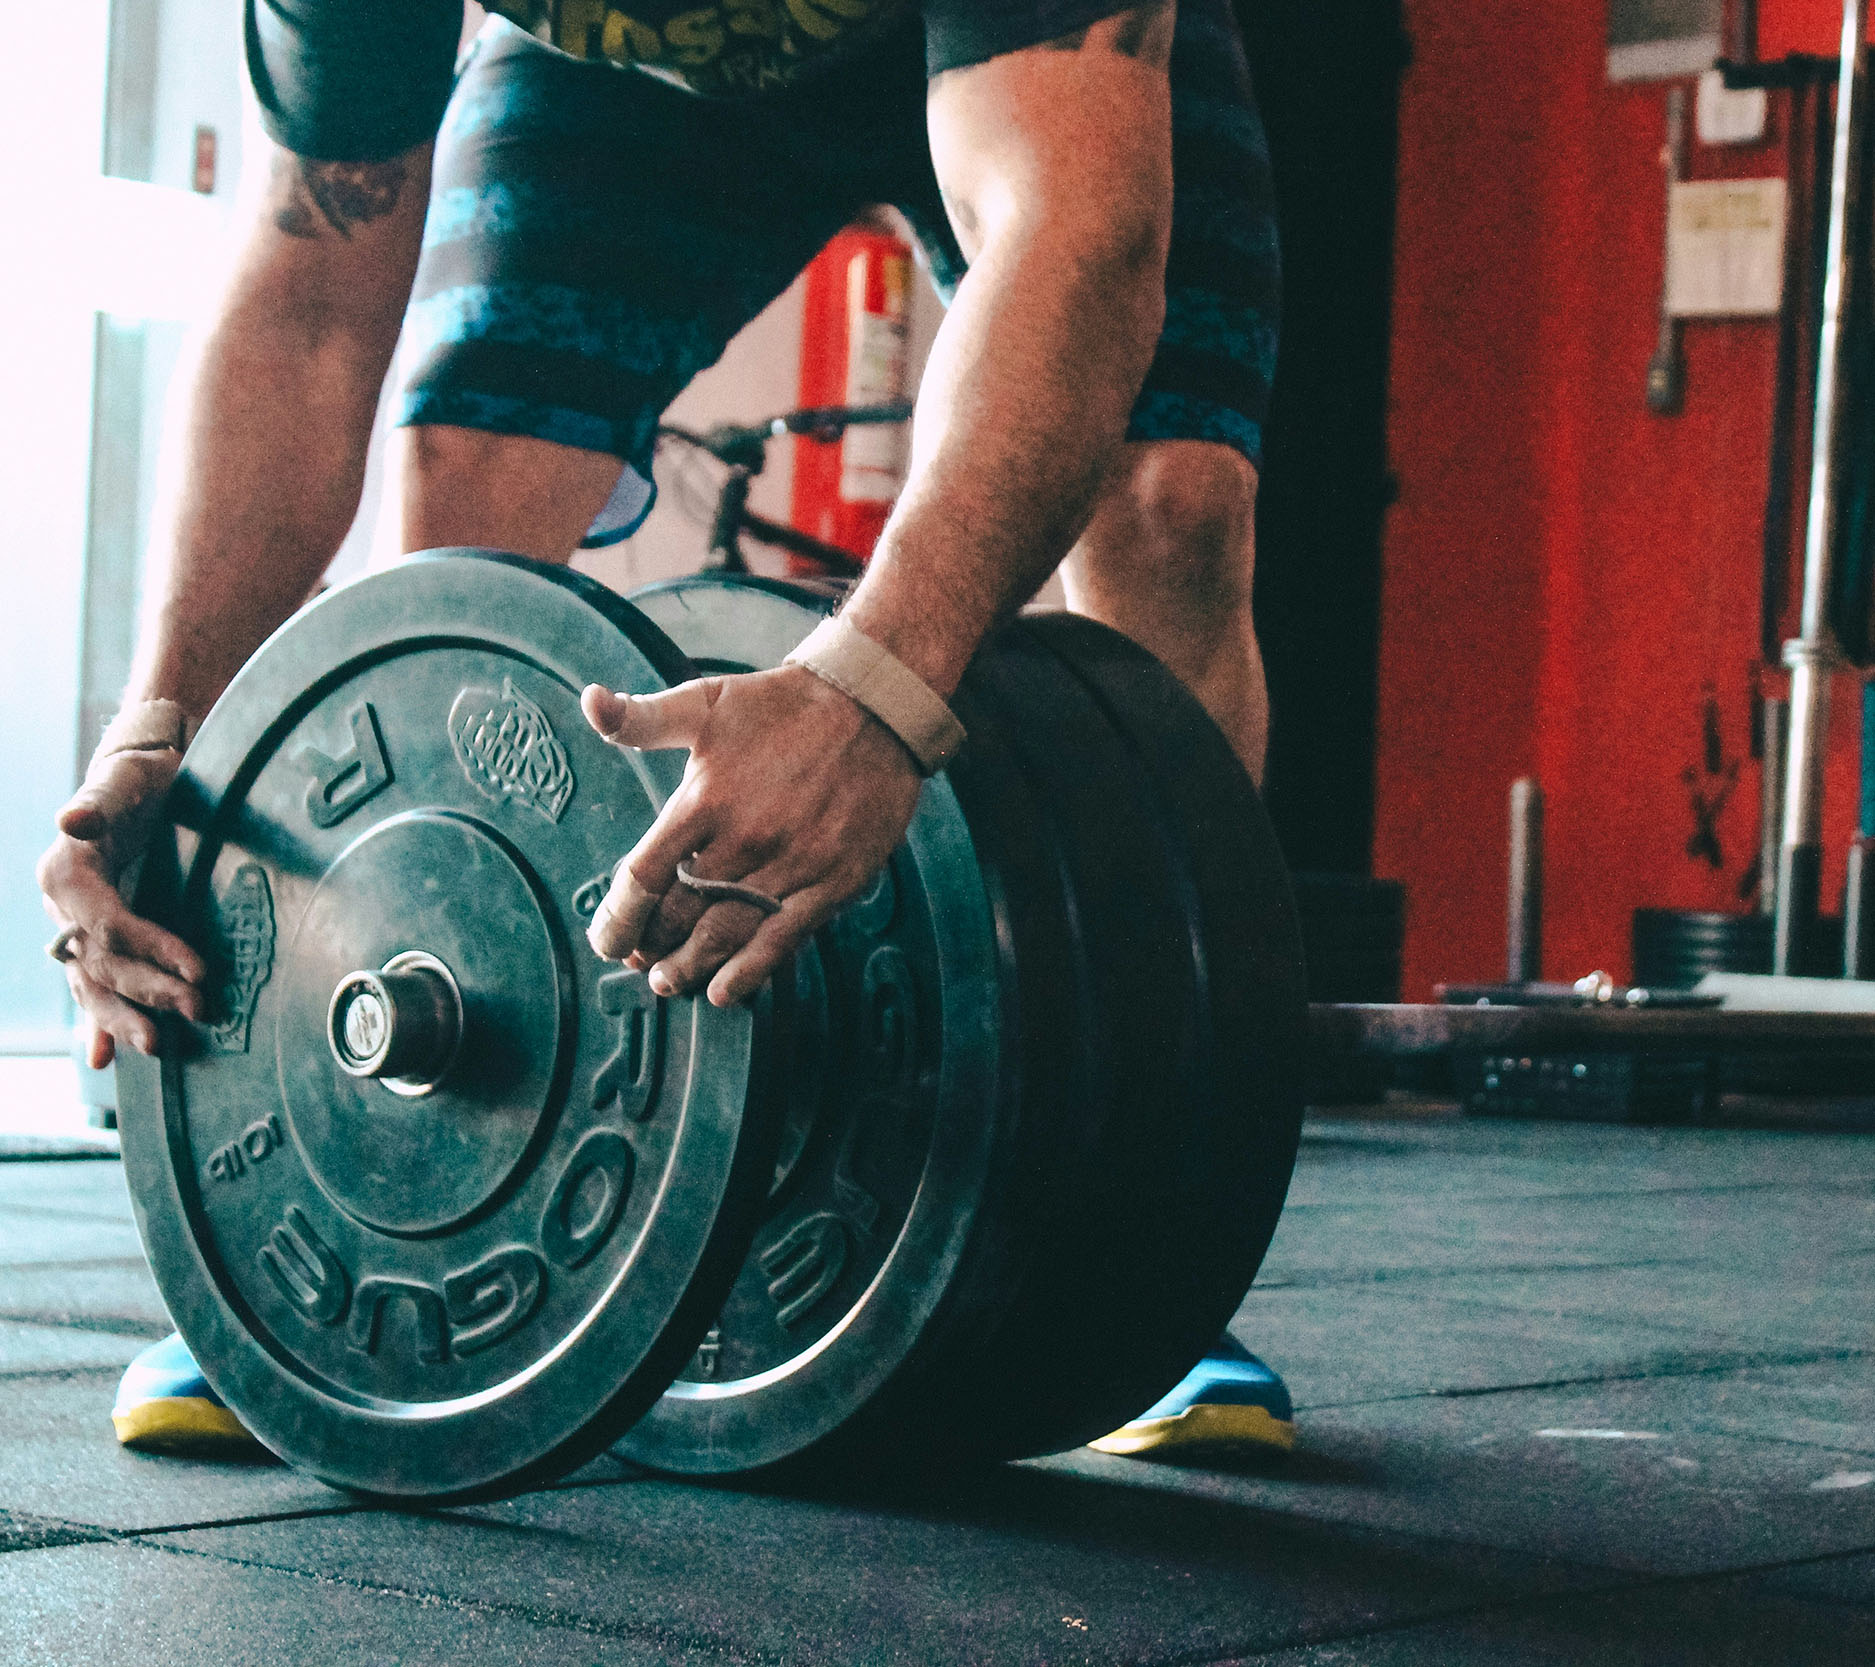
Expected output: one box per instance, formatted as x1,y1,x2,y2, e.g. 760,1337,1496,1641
674,859,784,918
45,926,82,964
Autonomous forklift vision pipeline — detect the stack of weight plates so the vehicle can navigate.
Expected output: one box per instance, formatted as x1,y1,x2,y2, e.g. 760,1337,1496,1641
1631,908,1875,1097
623,578,1306,1476
1631,908,1775,989
1631,906,1847,987
116,555,1305,1501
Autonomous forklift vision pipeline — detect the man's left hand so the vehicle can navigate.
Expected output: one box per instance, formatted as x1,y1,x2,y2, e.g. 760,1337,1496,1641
581,666,923,1006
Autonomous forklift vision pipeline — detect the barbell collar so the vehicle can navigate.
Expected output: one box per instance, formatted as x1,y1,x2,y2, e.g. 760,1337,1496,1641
327,952,463,1094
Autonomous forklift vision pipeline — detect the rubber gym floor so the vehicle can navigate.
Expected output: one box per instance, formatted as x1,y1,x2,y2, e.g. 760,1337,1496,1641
1,1096,1871,1665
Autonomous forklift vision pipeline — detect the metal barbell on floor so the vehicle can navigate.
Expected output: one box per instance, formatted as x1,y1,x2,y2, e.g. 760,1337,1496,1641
115,552,1307,1502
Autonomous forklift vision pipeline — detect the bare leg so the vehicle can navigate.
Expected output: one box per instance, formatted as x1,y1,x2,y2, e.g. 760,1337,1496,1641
1060,439,1267,781
393,423,625,564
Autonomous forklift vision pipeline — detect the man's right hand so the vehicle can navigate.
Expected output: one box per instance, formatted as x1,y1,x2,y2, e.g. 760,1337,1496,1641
38,749,207,1068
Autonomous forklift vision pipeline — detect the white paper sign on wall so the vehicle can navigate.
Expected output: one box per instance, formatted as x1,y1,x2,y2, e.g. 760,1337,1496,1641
1695,68,1768,146
1665,177,1786,318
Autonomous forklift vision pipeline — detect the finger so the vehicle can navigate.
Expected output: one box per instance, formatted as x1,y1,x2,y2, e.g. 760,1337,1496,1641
103,910,207,988
41,857,131,948
55,750,172,844
589,866,665,963
67,963,160,1058
588,790,717,962
62,882,207,991
707,885,844,1007
638,882,710,964
641,847,769,960
645,900,772,998
36,837,111,919
55,777,134,844
647,851,819,998
86,1020,115,1073
45,836,205,983
75,936,205,1020
582,681,719,753
637,823,789,958
57,800,108,843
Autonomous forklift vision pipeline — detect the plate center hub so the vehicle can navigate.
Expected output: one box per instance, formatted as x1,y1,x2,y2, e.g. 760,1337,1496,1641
327,951,464,1095
277,811,566,1238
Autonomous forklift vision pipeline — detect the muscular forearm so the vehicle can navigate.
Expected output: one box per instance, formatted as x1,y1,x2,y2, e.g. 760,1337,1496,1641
127,308,392,723
125,146,427,728
842,226,1164,695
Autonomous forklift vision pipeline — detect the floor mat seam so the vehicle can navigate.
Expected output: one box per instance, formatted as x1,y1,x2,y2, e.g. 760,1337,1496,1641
127,1534,781,1663
1291,1344,1875,1412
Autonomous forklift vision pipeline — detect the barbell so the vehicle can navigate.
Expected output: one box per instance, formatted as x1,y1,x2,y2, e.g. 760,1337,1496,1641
115,551,1306,1502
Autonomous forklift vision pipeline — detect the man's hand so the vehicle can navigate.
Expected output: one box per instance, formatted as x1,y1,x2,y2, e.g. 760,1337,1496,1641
581,667,923,1006
38,750,208,1067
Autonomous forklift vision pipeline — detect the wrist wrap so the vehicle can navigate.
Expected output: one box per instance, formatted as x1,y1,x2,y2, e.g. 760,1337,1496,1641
96,699,192,762
784,616,966,776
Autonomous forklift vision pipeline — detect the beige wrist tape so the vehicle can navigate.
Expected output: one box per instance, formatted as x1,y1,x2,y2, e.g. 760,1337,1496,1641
96,699,192,762
785,616,966,776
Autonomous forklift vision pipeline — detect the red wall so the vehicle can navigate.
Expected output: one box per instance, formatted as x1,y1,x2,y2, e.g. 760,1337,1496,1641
1375,0,1862,995
1761,0,1871,60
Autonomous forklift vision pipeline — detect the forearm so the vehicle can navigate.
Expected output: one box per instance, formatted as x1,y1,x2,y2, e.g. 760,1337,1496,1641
126,306,394,724
125,145,428,727
842,230,1163,695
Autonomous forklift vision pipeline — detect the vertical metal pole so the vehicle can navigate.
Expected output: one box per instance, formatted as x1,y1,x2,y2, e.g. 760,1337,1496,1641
1724,0,1760,66
1847,680,1875,975
1647,89,1689,416
1758,695,1788,917
1507,778,1543,984
1777,0,1869,976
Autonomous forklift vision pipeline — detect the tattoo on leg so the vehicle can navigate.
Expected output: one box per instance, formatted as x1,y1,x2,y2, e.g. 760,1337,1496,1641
273,156,407,241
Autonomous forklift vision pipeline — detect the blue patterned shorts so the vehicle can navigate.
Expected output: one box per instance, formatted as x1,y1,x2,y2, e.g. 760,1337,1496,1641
398,0,1281,521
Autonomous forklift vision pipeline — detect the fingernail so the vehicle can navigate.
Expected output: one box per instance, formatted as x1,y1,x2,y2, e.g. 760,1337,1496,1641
648,968,675,997
136,1035,156,1056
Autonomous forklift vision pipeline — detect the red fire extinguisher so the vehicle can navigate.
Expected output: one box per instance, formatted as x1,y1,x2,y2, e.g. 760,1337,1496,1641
790,223,915,568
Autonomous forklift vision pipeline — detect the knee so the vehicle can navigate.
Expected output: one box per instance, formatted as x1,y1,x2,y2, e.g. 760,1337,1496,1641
1089,443,1258,610
402,422,506,485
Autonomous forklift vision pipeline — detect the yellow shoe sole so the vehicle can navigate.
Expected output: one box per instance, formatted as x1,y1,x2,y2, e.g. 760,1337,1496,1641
112,1397,264,1457
1088,1401,1296,1458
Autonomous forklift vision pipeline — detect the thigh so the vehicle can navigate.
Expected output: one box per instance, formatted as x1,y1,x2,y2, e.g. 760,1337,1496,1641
390,424,632,565
394,22,867,479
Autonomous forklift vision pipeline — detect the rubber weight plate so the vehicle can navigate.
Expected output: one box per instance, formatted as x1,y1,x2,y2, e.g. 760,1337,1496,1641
115,551,781,1502
1019,615,1306,1342
935,628,1226,1455
618,576,1018,1475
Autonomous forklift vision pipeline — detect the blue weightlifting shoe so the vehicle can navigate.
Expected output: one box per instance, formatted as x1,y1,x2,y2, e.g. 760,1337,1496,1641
112,1333,265,1457
1090,1335,1295,1459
